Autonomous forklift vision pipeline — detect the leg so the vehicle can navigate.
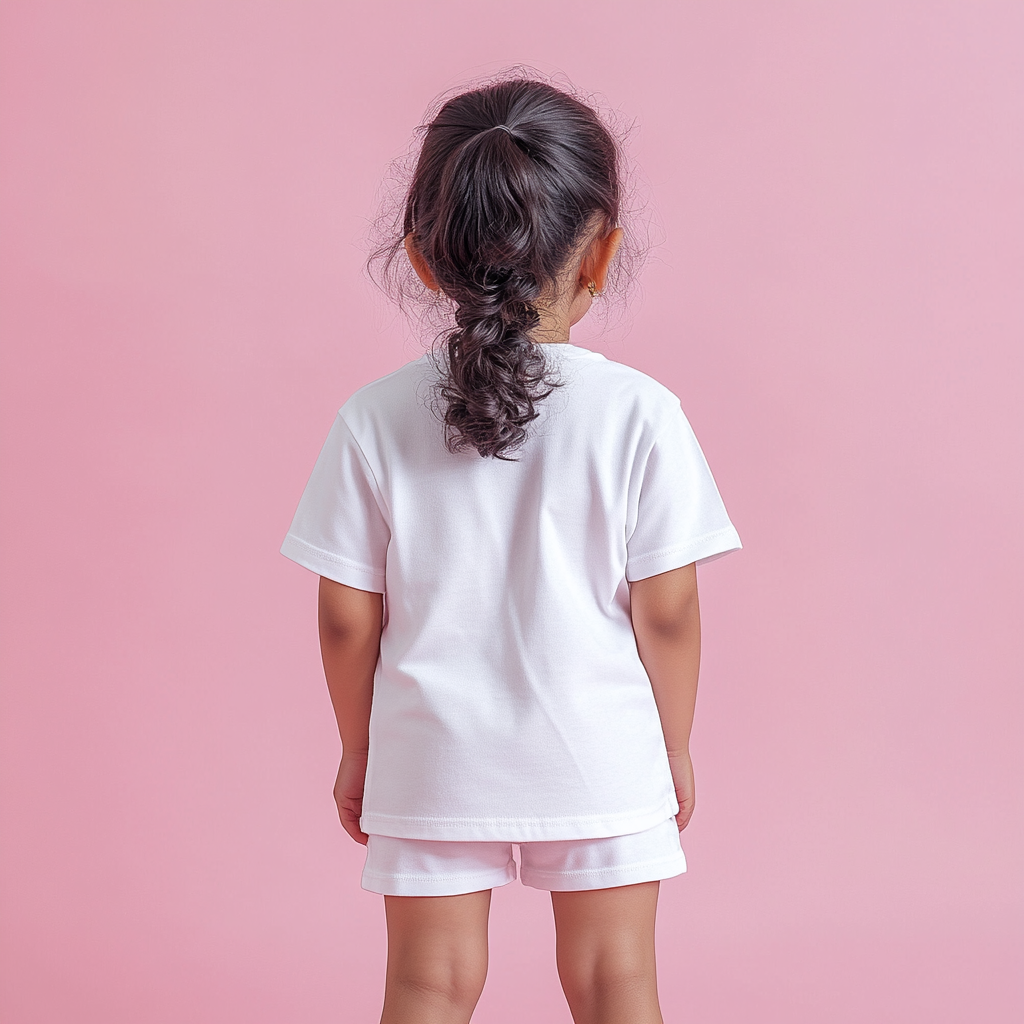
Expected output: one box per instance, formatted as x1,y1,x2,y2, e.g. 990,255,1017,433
550,880,663,1024
379,889,492,1024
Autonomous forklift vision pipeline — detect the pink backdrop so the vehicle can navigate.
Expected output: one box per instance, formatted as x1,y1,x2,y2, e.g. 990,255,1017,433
1,2,1021,1021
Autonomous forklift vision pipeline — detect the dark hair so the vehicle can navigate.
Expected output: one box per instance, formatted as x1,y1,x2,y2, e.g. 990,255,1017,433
367,68,644,460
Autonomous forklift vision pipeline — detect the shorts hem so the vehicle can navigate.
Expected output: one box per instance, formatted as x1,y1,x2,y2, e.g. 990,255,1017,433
360,862,517,897
520,851,687,892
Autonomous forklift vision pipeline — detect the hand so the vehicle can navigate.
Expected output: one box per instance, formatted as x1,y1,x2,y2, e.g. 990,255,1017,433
667,750,695,831
334,753,369,845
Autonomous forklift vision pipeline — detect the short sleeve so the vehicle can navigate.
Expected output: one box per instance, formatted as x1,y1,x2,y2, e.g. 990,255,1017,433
625,403,742,582
279,412,390,593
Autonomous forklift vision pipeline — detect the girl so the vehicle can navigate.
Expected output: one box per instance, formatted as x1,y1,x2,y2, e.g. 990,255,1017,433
281,71,741,1024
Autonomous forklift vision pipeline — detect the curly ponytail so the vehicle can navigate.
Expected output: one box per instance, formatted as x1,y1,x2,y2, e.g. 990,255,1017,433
432,261,549,459
368,71,628,460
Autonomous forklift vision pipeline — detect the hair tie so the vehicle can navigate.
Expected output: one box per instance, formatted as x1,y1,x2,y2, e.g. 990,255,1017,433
493,124,515,136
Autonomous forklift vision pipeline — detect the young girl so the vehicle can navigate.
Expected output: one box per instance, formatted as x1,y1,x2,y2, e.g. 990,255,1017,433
281,71,741,1024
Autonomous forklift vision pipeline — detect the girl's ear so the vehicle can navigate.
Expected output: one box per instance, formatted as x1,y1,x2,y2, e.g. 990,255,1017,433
578,226,624,293
404,233,440,292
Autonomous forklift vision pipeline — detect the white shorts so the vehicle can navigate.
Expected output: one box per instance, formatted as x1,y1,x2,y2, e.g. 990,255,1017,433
360,815,686,896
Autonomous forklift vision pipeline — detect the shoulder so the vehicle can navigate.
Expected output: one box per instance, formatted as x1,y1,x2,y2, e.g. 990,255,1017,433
336,353,436,433
564,347,683,430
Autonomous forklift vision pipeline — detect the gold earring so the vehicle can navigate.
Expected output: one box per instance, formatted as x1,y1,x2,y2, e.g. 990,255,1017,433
587,280,597,297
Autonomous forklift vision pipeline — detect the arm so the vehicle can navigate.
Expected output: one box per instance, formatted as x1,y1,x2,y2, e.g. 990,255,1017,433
628,562,701,830
317,575,384,845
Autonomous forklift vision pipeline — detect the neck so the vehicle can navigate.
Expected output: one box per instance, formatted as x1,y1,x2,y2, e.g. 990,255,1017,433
529,307,575,345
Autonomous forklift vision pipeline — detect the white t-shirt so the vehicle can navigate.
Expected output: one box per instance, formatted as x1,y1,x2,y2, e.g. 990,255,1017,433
280,343,742,842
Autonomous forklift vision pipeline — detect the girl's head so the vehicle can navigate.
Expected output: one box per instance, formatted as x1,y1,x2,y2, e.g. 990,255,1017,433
368,69,642,460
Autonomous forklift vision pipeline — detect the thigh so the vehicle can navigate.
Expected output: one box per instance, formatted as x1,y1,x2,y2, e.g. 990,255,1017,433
550,880,661,958
550,882,663,1023
383,891,492,989
384,888,493,957
382,891,493,1024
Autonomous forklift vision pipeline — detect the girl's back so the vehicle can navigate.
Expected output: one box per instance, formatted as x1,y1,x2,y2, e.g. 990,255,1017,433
281,340,740,842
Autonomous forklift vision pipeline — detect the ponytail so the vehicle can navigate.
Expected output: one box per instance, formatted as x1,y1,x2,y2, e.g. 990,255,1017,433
434,261,552,460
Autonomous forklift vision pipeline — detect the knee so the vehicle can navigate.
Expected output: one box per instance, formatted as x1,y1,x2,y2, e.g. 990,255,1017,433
386,956,487,1014
556,944,656,1011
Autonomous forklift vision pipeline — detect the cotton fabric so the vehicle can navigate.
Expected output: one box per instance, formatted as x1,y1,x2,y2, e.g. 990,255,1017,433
280,342,742,842
360,814,687,896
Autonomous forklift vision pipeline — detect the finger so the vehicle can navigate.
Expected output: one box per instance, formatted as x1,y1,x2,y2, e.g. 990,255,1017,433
338,806,368,844
334,792,362,818
337,801,369,845
343,819,369,845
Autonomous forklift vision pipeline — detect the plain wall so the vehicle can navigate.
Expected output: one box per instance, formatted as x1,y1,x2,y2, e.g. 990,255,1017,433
1,2,1021,1022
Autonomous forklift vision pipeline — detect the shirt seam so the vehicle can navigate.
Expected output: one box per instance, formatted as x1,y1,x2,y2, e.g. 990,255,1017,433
336,410,394,527
626,524,739,567
624,400,685,547
282,533,385,582
360,802,674,828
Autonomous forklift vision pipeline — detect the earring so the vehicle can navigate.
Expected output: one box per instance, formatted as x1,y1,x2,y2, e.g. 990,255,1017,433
587,280,597,297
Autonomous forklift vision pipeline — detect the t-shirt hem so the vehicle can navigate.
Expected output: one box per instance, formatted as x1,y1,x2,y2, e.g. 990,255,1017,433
625,525,742,582
280,533,386,593
359,795,679,843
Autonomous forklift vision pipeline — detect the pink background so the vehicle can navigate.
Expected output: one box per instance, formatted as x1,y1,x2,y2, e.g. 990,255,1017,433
1,2,1021,1021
